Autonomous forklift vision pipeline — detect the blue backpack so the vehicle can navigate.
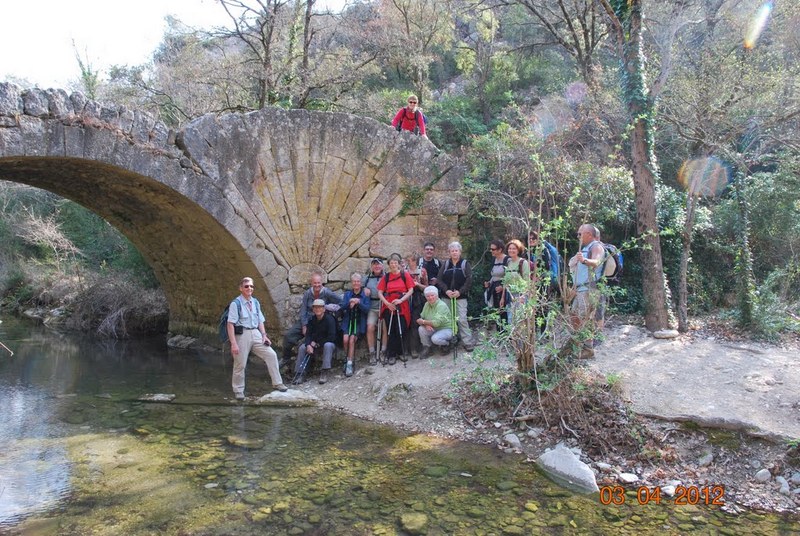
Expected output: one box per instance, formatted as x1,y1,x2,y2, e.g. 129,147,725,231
218,298,243,343
528,240,561,285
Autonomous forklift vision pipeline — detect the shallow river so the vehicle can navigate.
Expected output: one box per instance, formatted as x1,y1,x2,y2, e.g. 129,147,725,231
0,317,797,535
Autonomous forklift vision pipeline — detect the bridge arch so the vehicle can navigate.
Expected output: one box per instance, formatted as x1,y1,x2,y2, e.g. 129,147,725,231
0,84,466,342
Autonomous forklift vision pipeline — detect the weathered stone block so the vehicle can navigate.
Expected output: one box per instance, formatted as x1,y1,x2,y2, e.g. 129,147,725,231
381,215,419,236
422,190,468,215
45,88,73,118
0,82,23,116
69,92,87,113
22,89,49,118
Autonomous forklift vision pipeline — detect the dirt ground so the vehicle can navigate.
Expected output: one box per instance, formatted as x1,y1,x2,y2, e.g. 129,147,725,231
290,319,800,515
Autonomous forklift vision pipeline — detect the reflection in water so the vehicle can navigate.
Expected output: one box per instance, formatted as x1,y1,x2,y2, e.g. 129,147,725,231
1,317,797,534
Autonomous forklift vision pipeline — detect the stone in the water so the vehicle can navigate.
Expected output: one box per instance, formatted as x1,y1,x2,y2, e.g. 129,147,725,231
399,512,428,535
536,444,599,493
424,466,449,477
652,329,680,339
138,393,176,402
226,435,265,449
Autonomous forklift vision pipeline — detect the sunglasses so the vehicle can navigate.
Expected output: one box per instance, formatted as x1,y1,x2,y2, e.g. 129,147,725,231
243,284,254,288
489,247,498,252
408,101,417,104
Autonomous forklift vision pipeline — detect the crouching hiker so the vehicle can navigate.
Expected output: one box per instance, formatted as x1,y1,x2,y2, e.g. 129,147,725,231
294,299,337,384
341,272,370,377
228,277,287,400
416,285,453,358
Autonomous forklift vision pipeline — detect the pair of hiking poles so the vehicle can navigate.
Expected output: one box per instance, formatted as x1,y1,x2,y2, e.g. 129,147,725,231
377,305,406,366
450,297,459,361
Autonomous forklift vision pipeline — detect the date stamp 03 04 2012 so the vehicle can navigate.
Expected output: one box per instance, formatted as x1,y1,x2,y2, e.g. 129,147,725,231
598,485,726,506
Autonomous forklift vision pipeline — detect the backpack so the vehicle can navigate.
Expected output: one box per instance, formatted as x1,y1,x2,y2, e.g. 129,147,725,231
382,270,412,295
218,298,243,343
528,240,561,285
588,242,623,285
395,107,425,135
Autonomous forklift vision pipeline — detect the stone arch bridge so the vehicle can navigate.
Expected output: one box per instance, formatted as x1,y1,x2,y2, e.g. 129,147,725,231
0,84,466,343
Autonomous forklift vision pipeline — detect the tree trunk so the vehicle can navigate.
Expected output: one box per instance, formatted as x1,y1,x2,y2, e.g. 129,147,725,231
677,194,698,332
608,0,673,331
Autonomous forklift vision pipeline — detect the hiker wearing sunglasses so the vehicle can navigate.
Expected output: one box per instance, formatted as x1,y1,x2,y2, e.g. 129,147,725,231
391,95,427,138
227,277,287,400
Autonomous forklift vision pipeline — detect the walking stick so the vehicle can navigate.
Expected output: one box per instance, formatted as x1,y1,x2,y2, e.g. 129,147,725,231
397,308,407,365
450,296,459,361
0,339,13,357
376,309,384,365
386,308,395,365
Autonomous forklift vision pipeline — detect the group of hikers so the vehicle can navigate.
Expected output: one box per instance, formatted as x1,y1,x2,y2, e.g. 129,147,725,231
225,223,616,400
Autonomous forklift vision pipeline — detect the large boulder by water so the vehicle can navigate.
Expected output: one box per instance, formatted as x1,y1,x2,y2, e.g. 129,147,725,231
536,444,599,494
257,390,319,406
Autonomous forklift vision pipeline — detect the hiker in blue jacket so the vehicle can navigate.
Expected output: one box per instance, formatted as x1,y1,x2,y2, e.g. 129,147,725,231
340,272,370,377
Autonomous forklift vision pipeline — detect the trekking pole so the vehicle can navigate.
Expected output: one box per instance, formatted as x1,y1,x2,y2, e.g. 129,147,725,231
450,297,458,362
0,339,13,357
397,308,407,366
386,309,395,365
376,312,383,365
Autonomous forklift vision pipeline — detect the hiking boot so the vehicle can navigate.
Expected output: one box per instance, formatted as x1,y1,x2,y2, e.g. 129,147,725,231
419,346,431,359
369,352,378,366
345,362,354,377
273,384,288,392
235,393,245,401
387,355,396,365
319,369,329,384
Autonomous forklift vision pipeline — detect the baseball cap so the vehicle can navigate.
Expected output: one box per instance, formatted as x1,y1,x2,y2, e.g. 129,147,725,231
371,258,383,264
312,299,326,307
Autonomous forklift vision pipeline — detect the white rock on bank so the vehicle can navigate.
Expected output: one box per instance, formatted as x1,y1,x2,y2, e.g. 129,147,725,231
652,329,680,339
258,390,320,406
536,444,599,493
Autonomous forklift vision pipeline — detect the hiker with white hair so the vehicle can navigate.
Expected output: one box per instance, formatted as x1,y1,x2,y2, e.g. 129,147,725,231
416,285,454,359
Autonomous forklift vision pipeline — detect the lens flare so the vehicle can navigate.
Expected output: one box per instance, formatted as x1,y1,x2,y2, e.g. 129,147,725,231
678,157,730,198
745,1,773,49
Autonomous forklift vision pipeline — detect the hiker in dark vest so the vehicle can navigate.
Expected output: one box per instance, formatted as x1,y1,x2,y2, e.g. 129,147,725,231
484,239,510,327
281,270,340,369
568,224,605,359
436,241,476,351
391,94,427,138
294,299,338,384
409,242,441,356
227,277,287,400
377,253,415,365
363,258,387,365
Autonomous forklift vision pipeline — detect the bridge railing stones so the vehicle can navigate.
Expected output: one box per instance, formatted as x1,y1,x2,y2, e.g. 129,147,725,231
0,82,467,345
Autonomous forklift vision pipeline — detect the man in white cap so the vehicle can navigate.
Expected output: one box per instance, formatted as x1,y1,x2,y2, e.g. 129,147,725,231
293,299,338,384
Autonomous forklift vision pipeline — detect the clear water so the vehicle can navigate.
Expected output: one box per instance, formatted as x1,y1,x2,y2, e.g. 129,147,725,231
1,317,797,535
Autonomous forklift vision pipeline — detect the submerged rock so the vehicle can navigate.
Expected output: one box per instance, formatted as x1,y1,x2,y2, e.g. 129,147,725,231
138,393,176,402
536,444,599,493
257,390,319,406
226,435,265,449
400,512,428,535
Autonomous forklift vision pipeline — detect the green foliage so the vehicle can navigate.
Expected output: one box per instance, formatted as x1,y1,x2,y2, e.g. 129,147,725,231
425,96,490,150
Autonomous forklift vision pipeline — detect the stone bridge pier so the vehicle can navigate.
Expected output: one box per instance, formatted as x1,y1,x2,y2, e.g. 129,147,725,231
0,83,466,344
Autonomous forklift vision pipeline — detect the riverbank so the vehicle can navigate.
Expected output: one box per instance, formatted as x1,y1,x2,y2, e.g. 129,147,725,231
292,319,800,516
